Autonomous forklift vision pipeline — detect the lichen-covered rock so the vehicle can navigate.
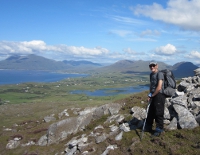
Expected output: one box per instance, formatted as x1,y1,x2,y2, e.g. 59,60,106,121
44,115,56,123
173,104,198,129
166,117,178,130
6,140,20,149
130,106,146,120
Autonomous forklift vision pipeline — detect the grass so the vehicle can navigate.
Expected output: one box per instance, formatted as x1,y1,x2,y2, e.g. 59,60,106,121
0,73,200,155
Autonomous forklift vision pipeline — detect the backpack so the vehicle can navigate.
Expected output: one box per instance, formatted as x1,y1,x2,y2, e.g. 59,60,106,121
159,69,176,97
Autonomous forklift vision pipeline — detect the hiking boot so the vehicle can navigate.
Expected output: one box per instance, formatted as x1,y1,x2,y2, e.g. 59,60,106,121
152,127,164,137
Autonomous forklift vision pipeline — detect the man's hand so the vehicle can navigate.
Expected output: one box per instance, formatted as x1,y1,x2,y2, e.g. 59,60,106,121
148,93,152,98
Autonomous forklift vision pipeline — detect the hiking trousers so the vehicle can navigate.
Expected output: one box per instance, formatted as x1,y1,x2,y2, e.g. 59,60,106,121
146,93,166,129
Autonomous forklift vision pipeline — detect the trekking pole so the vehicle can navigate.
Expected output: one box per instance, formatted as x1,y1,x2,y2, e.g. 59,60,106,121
140,99,152,140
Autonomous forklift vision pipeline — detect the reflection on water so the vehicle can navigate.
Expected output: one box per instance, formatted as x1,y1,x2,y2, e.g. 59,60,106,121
71,85,148,96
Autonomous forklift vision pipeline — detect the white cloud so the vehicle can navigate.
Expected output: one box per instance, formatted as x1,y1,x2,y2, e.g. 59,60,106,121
155,44,177,55
185,51,200,64
66,46,109,55
0,40,110,60
123,48,138,55
110,15,146,25
131,0,200,31
188,51,200,59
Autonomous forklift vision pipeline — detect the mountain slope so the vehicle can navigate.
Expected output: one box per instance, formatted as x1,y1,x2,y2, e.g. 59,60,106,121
95,60,198,78
96,60,172,73
63,60,101,67
172,62,198,78
0,54,71,71
0,54,101,72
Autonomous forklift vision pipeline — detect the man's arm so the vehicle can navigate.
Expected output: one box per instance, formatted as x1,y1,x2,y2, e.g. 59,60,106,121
152,79,163,97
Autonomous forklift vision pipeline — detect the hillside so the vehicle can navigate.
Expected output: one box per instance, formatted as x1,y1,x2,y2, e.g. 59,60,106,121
172,62,198,78
0,54,71,71
95,60,172,74
0,68,200,154
0,54,102,72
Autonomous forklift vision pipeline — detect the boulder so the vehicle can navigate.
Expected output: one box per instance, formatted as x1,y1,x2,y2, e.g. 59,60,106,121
38,103,122,145
173,104,198,129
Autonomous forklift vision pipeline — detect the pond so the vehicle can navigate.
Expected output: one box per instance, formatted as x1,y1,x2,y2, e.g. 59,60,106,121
71,85,148,96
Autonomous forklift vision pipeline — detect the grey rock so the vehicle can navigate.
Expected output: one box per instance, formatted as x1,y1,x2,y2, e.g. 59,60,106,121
115,131,123,141
166,117,178,130
101,145,118,155
108,103,122,115
115,115,125,123
178,81,190,92
104,114,120,124
6,140,20,149
110,125,119,132
92,103,121,120
95,133,108,144
37,135,48,146
58,109,69,119
173,104,198,129
46,117,79,145
165,98,172,108
131,106,146,120
44,115,56,123
175,90,185,96
191,107,200,116
94,125,104,130
65,146,77,155
119,123,130,132
164,107,170,119
164,119,171,125
171,95,188,108
66,135,88,149
78,107,96,116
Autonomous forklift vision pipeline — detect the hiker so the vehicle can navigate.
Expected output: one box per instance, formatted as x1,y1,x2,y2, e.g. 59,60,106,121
145,61,166,136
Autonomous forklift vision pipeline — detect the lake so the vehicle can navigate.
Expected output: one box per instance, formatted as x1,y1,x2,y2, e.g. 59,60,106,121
71,85,148,96
0,70,87,85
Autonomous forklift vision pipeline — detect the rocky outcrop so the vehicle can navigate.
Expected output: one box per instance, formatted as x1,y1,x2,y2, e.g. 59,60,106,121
37,103,122,145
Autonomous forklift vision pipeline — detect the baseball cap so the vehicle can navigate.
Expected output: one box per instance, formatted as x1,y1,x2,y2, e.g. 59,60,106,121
149,61,157,65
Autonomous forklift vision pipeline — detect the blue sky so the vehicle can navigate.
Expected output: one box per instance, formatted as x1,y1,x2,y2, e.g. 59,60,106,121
0,0,200,65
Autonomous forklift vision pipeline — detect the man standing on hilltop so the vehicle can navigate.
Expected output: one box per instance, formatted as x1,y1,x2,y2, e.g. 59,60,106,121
144,61,166,136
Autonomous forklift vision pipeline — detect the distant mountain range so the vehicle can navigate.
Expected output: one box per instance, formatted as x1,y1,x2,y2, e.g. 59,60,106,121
96,60,198,78
0,54,102,72
0,54,198,78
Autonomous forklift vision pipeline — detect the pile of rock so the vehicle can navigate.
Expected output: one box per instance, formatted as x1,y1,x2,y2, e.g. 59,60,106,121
130,68,200,130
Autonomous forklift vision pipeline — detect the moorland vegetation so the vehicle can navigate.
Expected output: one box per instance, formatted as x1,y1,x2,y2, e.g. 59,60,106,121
0,72,200,155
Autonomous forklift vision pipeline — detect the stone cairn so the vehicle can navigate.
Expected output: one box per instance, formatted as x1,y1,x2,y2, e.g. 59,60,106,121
6,68,200,155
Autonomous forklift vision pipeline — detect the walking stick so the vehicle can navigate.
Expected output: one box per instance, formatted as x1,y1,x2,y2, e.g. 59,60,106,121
140,99,152,140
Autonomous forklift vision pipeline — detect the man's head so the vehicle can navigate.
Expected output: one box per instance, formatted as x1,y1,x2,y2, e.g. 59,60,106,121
149,61,158,73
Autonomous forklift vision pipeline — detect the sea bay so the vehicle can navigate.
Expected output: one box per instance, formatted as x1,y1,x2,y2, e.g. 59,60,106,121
0,70,87,85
